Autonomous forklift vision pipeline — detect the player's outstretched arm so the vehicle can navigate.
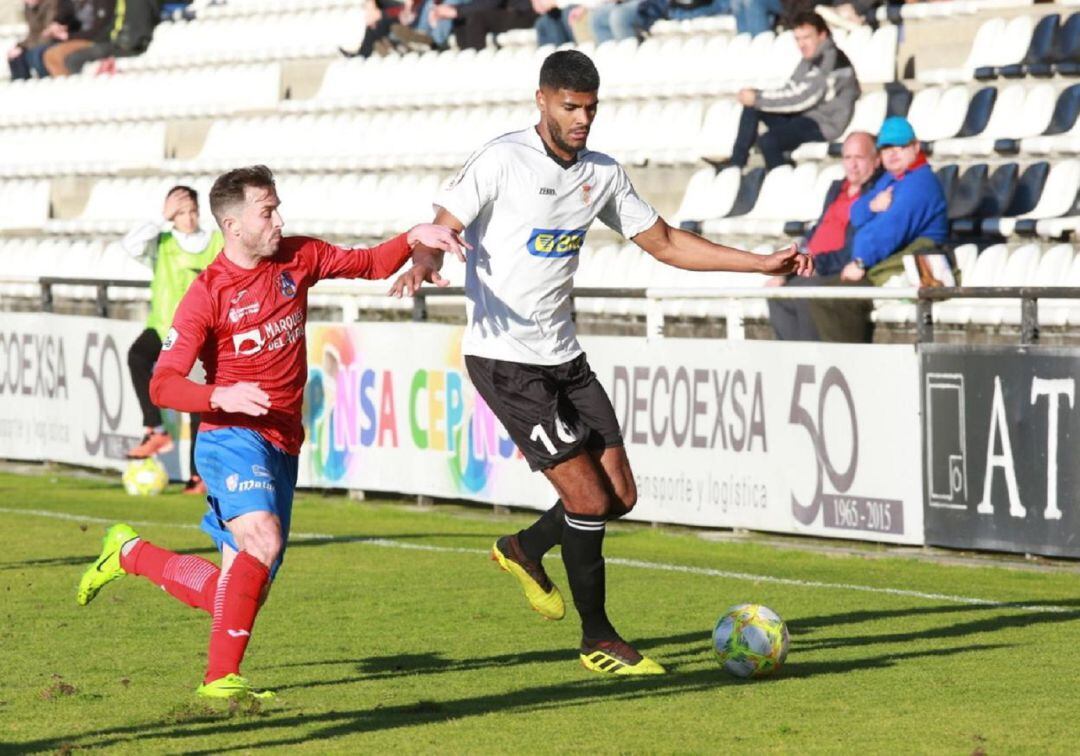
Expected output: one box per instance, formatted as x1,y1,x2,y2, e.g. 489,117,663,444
633,217,814,277
390,208,469,297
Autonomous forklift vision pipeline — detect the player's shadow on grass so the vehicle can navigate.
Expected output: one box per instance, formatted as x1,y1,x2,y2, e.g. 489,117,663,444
789,599,1080,635
0,532,490,572
791,601,1080,651
0,546,216,572
266,628,715,691
12,641,1010,753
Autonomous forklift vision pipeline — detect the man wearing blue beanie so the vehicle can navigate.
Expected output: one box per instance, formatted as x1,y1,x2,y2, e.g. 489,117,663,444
838,116,948,283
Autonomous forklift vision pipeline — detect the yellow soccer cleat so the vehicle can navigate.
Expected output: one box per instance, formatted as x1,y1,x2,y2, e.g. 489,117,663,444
491,534,565,620
580,638,667,676
197,674,275,700
77,523,138,606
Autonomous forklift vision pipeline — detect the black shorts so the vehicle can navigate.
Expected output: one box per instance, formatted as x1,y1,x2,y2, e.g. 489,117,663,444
465,353,623,472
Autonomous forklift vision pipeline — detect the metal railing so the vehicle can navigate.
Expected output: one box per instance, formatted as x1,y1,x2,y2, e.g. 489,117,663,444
29,277,1080,345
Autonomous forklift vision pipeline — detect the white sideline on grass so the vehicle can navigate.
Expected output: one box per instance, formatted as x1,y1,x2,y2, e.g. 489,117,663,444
4,506,1073,615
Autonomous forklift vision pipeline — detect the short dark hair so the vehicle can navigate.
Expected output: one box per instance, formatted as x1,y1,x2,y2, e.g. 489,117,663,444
790,10,829,35
167,185,198,204
209,165,275,226
539,50,600,93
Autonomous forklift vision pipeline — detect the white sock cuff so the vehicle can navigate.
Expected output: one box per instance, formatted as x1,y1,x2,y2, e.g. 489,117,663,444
564,513,606,532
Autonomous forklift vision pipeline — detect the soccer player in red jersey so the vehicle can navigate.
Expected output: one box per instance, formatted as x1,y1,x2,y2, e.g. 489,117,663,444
76,165,466,699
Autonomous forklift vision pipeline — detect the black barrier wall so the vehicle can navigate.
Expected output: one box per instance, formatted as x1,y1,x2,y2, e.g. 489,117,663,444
922,345,1080,557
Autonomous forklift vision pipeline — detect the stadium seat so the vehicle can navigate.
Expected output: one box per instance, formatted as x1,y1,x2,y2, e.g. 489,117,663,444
0,180,49,231
674,168,719,225
982,159,1073,236
1006,243,1073,325
935,164,960,206
933,243,1008,324
907,85,971,143
964,162,1021,232
968,243,1041,324
677,167,742,227
885,82,914,118
1032,180,1080,238
945,163,990,222
919,16,1033,84
950,85,997,141
711,167,765,220
837,25,898,85
933,83,1054,156
1053,12,1080,76
705,164,818,236
1037,244,1079,325
696,100,740,162
0,122,166,177
995,12,1060,78
120,9,367,70
0,65,282,126
1018,84,1080,155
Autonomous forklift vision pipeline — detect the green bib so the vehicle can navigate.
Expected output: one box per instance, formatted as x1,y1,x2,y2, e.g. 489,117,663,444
146,231,224,340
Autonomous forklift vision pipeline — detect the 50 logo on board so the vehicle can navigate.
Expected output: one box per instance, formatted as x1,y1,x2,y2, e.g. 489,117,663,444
81,332,137,459
788,365,903,535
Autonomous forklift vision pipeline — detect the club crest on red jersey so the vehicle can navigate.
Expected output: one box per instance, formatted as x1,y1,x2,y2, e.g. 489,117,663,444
279,271,297,299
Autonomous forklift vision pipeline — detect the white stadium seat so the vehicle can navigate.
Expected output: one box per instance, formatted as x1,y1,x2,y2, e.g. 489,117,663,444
907,86,971,143
982,159,1080,237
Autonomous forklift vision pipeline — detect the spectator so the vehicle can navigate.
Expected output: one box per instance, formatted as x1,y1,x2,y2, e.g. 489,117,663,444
719,11,860,171
8,0,78,80
123,185,223,495
345,0,404,57
730,0,781,34
532,0,584,46
390,0,477,50
44,0,159,76
666,0,729,23
635,0,729,37
816,0,883,31
42,0,113,76
589,0,643,43
809,116,950,342
767,130,881,340
446,0,537,50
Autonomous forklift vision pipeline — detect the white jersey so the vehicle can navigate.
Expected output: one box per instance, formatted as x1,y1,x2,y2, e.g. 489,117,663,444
434,127,658,366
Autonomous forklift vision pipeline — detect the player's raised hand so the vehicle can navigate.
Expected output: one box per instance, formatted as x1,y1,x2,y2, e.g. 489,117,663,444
209,382,271,416
407,223,470,262
389,264,450,298
760,243,814,278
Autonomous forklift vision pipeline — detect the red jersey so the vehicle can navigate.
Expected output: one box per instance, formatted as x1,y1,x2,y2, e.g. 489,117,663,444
150,234,411,455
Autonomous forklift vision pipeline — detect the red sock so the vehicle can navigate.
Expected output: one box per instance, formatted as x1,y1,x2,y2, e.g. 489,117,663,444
120,540,220,614
204,551,270,684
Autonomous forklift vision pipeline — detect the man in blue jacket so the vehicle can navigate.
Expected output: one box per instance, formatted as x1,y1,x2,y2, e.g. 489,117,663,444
839,116,948,283
808,116,949,342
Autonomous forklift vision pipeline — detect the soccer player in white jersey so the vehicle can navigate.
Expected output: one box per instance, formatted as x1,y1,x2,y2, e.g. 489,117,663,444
391,50,813,675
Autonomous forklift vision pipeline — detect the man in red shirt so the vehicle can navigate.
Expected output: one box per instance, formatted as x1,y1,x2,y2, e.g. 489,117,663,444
76,165,465,700
767,131,880,340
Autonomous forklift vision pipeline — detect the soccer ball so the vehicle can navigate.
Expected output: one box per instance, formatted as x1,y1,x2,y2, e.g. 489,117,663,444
122,457,169,496
712,603,790,679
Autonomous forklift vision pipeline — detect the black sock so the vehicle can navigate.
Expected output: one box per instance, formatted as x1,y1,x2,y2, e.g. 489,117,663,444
517,500,564,561
561,511,617,641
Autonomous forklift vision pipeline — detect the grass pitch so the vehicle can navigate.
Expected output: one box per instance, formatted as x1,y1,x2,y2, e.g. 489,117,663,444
2,467,1079,754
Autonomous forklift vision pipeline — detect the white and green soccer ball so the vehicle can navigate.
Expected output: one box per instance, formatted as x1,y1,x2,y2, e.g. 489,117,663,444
712,603,790,679
122,457,169,496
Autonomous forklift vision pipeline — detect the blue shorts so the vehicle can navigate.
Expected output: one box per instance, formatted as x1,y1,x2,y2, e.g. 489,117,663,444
194,427,299,579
